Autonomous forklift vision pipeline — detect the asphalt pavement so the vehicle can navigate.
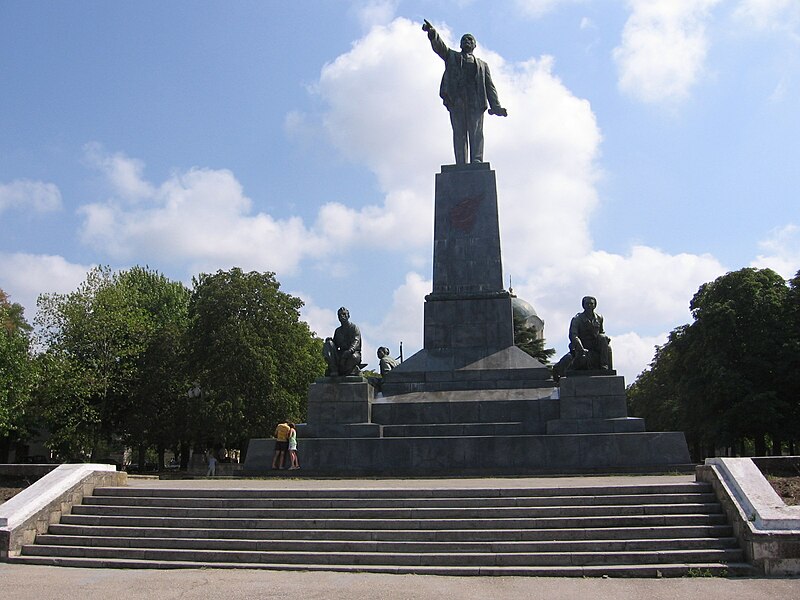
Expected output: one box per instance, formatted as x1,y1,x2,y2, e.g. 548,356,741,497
1,563,798,600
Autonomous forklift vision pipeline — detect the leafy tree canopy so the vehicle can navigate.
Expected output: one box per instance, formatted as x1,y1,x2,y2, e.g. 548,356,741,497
628,267,799,459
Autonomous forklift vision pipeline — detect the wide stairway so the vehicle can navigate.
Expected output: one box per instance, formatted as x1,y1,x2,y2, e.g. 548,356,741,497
11,481,752,576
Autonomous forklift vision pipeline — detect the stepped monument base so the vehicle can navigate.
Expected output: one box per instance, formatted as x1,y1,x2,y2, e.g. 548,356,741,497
244,163,692,476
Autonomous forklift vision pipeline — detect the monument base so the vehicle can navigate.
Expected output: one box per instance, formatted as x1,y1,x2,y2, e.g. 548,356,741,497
382,345,552,395
243,374,693,476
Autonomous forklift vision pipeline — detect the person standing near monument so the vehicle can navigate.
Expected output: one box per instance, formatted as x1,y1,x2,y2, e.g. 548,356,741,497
422,19,507,165
206,452,217,477
287,422,300,470
272,420,291,469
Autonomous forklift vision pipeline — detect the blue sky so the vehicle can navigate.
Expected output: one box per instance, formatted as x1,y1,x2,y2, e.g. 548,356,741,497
1,0,799,383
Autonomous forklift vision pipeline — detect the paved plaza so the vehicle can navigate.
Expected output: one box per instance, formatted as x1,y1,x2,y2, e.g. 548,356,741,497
1,562,798,600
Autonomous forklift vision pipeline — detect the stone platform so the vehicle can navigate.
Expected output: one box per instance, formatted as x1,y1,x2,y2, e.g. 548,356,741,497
244,163,692,476
243,373,693,476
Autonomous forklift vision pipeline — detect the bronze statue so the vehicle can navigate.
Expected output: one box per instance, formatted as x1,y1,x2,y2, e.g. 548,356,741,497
422,19,507,165
554,296,613,380
569,296,612,370
323,307,363,377
378,346,399,377
368,346,400,393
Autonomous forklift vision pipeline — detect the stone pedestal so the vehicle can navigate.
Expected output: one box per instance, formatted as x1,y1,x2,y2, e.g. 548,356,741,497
301,376,381,438
546,374,645,434
242,163,692,477
383,163,549,396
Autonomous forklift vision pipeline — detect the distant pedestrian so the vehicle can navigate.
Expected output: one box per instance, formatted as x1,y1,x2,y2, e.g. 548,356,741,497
272,420,291,469
206,453,218,477
288,422,300,470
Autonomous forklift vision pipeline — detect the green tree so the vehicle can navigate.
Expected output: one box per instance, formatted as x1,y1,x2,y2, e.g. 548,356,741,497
112,267,190,468
778,269,800,453
186,268,324,454
514,330,556,365
33,266,190,461
628,267,792,459
0,289,35,461
689,268,789,456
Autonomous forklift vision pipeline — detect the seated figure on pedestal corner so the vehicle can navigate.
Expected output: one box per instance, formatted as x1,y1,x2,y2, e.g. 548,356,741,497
369,346,400,394
323,306,363,377
378,346,399,377
553,296,613,381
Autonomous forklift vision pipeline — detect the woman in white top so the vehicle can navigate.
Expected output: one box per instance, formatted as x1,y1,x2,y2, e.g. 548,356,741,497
287,422,300,470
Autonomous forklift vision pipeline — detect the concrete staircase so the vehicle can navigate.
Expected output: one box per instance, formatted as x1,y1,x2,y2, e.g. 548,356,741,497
10,481,752,576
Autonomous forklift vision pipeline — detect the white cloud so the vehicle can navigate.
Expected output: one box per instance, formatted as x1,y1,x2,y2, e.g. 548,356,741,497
72,17,740,386
350,0,399,30
84,142,155,201
78,149,329,276
613,0,722,104
0,179,62,215
0,252,92,322
515,0,583,18
509,245,726,382
314,19,602,267
368,271,428,354
751,224,800,279
733,0,800,34
612,331,668,383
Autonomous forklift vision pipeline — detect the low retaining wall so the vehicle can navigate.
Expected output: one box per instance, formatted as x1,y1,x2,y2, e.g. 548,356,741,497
697,457,800,575
0,464,59,480
0,463,126,559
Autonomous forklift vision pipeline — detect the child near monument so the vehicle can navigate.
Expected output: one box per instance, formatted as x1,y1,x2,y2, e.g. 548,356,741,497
288,422,300,470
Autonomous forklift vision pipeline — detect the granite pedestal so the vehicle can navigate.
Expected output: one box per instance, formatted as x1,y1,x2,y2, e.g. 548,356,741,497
243,164,692,476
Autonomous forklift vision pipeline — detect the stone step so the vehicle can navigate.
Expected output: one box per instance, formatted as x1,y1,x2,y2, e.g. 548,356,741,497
19,543,745,567
91,483,713,498
18,481,749,577
69,502,723,521
34,533,740,554
371,396,557,426
82,492,720,509
382,422,526,437
7,555,755,577
47,523,735,542
59,513,730,530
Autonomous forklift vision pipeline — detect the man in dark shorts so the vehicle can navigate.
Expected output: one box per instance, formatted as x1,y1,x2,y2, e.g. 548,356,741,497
272,420,291,469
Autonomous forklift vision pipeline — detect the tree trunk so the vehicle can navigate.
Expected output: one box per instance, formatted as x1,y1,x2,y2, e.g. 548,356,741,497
180,441,190,470
138,443,146,471
0,436,9,463
157,445,165,471
754,435,767,457
772,437,782,456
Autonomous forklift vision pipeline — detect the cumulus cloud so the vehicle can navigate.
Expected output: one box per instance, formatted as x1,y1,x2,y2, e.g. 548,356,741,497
613,0,721,104
0,179,62,215
751,224,800,279
515,0,584,18
73,17,740,383
0,252,93,322
314,17,715,379
733,0,800,34
368,271,428,353
350,0,399,30
313,19,602,266
78,146,330,276
612,331,669,382
84,142,155,201
507,245,726,380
